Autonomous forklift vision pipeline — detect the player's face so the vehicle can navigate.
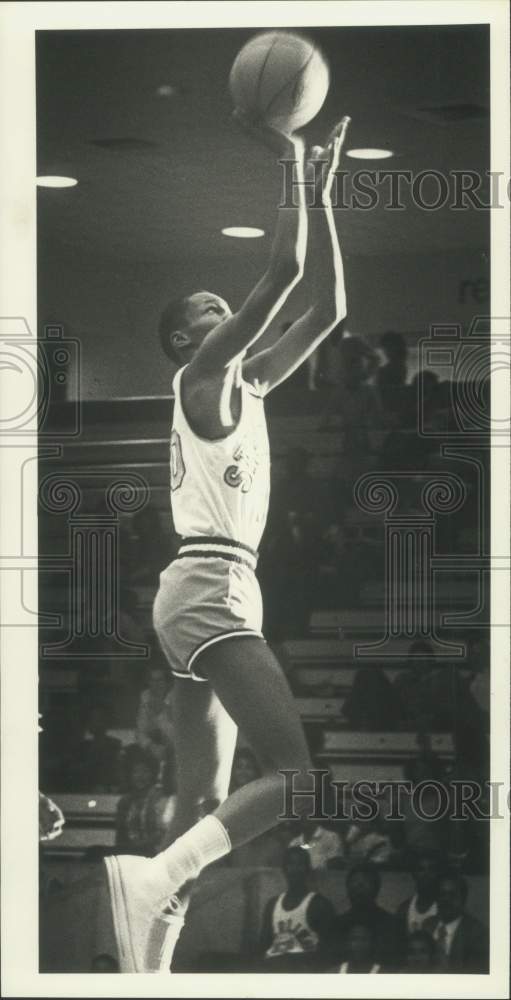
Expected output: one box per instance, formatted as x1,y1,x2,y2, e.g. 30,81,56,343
185,292,232,345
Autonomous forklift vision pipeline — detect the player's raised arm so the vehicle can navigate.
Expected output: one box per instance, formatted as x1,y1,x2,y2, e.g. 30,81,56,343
186,115,307,378
243,117,350,395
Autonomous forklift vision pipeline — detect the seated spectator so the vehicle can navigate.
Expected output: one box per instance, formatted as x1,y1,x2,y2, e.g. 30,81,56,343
334,924,383,973
136,665,175,773
260,846,337,972
334,863,399,969
343,665,401,730
344,812,392,866
70,704,122,792
422,871,489,973
115,749,175,857
290,822,344,870
90,953,119,973
403,930,438,972
395,851,440,960
376,330,409,425
319,333,381,430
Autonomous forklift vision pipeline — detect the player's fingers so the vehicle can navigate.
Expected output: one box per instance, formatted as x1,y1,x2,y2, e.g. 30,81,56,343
328,115,352,147
326,120,350,176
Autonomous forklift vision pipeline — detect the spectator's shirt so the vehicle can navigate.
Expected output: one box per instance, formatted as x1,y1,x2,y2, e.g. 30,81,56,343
423,913,489,973
266,893,320,957
433,916,462,957
406,894,438,933
335,905,399,967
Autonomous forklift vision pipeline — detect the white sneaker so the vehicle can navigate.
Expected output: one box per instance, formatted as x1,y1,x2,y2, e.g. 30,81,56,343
104,854,187,973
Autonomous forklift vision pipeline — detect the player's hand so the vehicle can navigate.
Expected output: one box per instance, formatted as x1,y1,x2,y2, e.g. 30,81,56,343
232,107,304,160
39,792,65,841
307,115,351,201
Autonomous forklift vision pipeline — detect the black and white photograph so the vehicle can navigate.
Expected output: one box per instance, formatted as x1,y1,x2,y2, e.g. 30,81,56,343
1,1,509,996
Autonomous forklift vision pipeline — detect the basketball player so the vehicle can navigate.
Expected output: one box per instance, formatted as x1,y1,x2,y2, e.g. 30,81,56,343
105,111,350,972
261,846,336,972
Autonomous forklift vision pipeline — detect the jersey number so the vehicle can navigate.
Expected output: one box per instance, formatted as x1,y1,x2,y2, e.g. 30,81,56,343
170,430,185,491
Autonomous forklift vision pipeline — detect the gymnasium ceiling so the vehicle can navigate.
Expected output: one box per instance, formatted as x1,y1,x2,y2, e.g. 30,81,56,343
36,24,490,267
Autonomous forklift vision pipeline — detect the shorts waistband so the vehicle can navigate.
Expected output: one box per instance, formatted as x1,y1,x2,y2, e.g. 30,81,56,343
176,536,258,571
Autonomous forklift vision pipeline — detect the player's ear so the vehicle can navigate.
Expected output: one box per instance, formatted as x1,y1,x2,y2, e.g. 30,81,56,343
171,330,190,351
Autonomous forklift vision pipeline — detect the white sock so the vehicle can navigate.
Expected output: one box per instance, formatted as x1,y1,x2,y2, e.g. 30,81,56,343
151,814,231,892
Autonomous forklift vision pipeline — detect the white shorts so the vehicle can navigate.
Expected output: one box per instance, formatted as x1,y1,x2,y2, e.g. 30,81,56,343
152,537,264,681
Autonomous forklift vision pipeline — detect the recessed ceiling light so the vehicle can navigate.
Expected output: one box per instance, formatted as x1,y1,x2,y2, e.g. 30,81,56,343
346,149,394,160
156,85,178,97
222,227,265,238
37,176,78,188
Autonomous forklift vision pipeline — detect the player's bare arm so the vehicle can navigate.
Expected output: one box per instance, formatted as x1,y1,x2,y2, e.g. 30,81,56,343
179,116,308,438
243,117,350,395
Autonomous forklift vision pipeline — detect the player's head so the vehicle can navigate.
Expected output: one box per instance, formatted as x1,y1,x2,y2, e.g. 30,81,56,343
159,290,232,364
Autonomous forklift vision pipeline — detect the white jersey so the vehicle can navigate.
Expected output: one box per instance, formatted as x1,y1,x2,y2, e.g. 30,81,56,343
169,366,270,550
266,893,319,957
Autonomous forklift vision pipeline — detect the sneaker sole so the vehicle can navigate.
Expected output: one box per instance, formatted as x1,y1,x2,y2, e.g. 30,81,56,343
104,855,138,972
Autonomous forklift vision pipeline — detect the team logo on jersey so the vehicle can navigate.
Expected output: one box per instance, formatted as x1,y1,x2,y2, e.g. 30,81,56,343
268,919,317,955
170,429,185,491
224,436,260,493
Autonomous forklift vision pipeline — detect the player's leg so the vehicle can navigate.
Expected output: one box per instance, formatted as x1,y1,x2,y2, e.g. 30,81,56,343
104,636,313,972
199,636,313,845
161,675,237,846
150,636,314,891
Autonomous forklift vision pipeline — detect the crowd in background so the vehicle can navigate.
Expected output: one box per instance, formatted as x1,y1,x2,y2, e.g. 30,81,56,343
39,327,490,972
249,848,489,974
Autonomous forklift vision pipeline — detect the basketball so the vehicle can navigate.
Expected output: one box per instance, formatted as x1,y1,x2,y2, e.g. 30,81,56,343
229,31,330,133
